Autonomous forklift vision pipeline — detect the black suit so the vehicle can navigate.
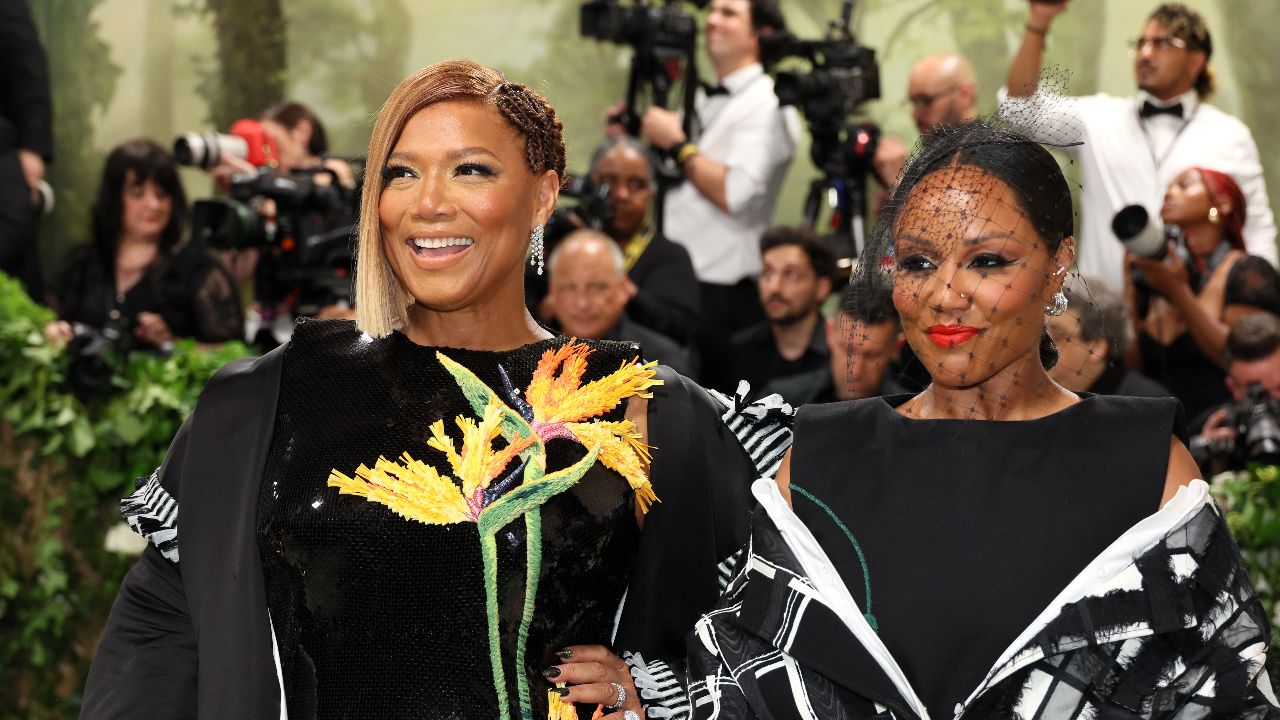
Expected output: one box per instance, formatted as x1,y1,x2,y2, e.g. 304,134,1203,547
0,0,53,295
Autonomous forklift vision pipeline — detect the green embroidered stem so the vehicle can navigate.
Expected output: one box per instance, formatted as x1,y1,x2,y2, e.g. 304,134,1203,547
789,483,878,632
515,509,542,720
481,532,512,720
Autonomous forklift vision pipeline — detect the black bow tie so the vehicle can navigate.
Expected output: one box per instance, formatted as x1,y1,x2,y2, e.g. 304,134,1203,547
1140,101,1184,119
703,82,730,97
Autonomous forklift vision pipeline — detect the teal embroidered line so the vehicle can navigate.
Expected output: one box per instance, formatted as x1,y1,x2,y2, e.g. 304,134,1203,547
790,483,878,632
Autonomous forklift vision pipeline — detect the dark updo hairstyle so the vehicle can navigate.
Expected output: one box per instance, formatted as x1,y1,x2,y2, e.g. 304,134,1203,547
262,100,330,156
90,138,188,270
846,119,1074,368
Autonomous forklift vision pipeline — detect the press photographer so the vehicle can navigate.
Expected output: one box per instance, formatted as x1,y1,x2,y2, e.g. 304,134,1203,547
176,101,358,348
624,0,800,389
43,139,244,394
1191,312,1280,474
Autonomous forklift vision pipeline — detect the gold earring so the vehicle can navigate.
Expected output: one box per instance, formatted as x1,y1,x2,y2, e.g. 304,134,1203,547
1208,207,1221,225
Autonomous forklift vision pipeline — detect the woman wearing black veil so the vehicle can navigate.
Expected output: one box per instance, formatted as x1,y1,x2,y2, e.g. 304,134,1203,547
688,120,1277,718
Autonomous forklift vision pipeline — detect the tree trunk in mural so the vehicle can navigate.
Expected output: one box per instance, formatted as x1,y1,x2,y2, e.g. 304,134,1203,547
944,0,1009,115
203,0,288,129
28,0,120,291
1215,0,1280,252
142,0,175,142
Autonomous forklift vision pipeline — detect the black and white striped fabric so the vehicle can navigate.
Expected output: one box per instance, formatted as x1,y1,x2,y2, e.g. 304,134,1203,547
120,469,179,562
707,381,795,480
625,651,692,719
689,486,1280,720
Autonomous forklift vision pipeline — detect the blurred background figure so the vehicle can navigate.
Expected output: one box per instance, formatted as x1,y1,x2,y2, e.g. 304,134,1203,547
1047,277,1171,397
1223,254,1280,326
548,229,694,377
768,284,906,405
1004,1,1276,292
1127,166,1247,419
730,226,834,393
0,0,53,298
1191,311,1280,473
586,136,699,344
43,139,242,357
907,52,979,135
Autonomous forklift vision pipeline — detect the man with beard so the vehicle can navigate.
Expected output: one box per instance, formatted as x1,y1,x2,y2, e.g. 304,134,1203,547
728,227,835,394
1002,1,1276,292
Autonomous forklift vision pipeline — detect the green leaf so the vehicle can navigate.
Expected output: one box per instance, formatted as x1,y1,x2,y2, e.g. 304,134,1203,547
476,447,599,538
68,416,96,457
111,414,146,445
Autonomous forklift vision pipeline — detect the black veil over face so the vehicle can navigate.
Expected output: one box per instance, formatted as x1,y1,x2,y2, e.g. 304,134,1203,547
842,111,1115,418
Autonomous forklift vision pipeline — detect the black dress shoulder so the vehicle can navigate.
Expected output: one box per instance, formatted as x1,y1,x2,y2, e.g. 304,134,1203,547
788,394,1185,719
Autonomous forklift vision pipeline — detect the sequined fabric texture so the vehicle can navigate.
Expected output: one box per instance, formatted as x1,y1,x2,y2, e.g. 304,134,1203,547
257,320,641,718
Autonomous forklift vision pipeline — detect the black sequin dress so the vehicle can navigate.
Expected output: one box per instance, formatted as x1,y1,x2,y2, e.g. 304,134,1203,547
256,321,642,719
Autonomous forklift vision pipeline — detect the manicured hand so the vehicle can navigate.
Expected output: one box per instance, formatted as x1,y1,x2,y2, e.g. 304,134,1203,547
544,644,645,718
135,312,176,347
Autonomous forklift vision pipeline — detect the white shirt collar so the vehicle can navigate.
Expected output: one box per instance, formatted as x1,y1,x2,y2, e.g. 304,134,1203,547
719,62,764,93
1138,88,1199,116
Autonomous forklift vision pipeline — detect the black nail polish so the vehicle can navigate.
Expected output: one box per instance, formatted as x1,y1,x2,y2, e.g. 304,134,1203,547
552,687,570,697
555,647,573,660
543,666,561,679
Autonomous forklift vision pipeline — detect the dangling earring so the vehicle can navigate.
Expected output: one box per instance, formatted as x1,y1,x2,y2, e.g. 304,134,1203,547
529,224,545,275
1046,290,1068,317
1208,207,1221,225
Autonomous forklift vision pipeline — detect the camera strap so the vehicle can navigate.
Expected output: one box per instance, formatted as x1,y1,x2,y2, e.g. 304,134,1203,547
622,226,655,272
1136,100,1198,191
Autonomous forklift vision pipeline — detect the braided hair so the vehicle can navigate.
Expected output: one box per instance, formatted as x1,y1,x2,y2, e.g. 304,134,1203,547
355,60,567,337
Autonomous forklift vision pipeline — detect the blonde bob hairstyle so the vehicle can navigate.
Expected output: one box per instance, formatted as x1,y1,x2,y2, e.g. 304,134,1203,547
354,60,567,338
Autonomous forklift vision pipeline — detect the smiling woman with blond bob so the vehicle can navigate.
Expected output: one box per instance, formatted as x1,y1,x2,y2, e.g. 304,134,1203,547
82,60,759,720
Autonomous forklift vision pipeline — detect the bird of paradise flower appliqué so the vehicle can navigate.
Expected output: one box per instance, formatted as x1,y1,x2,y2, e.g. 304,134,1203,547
327,340,660,720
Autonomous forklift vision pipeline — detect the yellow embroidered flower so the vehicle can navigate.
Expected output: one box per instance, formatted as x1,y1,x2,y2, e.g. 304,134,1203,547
564,420,658,512
526,343,662,426
328,399,532,523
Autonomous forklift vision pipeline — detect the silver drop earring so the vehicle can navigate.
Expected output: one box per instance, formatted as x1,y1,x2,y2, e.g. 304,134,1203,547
1046,291,1068,316
529,224,545,275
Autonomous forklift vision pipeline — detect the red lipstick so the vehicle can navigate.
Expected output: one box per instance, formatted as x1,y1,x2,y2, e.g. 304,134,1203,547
926,324,979,348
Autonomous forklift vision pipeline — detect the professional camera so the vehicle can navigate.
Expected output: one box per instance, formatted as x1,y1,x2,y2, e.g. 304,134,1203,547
174,118,281,170
545,174,614,245
65,320,133,397
187,165,356,318
1191,383,1280,472
763,0,881,259
1112,205,1203,313
579,0,705,138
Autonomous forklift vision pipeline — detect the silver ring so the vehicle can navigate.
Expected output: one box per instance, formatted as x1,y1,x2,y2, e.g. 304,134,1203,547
623,711,640,720
606,681,627,710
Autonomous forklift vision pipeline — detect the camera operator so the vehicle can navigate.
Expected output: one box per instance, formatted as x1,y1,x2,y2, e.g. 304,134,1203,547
43,139,243,359
1192,312,1280,474
634,0,801,388
193,101,358,346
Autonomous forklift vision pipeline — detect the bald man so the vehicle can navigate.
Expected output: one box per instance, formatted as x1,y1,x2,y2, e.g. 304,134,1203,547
907,52,979,134
548,230,695,377
872,53,979,205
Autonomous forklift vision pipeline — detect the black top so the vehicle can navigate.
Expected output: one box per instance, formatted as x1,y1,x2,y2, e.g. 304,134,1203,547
1139,330,1229,420
789,394,1183,719
626,231,700,343
0,0,52,159
608,314,695,378
53,240,244,347
730,319,829,396
257,322,644,718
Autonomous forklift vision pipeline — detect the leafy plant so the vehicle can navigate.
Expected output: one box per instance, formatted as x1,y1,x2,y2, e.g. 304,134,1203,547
0,272,251,718
1211,464,1280,678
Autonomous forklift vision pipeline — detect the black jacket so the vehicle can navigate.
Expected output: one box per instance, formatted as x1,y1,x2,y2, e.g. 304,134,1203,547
83,332,762,719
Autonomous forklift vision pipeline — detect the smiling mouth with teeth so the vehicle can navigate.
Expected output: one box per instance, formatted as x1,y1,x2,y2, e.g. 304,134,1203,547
408,237,475,258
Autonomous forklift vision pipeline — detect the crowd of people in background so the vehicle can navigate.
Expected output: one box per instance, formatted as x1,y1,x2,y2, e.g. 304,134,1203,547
6,0,1280,470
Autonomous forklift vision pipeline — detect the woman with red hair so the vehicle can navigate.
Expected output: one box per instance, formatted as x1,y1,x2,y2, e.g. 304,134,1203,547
1128,166,1250,419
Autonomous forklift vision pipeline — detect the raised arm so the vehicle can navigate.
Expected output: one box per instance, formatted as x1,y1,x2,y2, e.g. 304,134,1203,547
1007,1,1070,97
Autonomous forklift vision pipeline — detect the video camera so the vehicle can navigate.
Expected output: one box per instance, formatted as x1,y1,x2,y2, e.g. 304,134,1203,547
65,320,133,397
173,119,357,319
762,0,881,258
579,0,704,139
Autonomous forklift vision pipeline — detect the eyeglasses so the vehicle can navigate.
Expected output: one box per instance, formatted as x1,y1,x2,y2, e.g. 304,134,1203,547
905,84,960,110
1127,35,1188,54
